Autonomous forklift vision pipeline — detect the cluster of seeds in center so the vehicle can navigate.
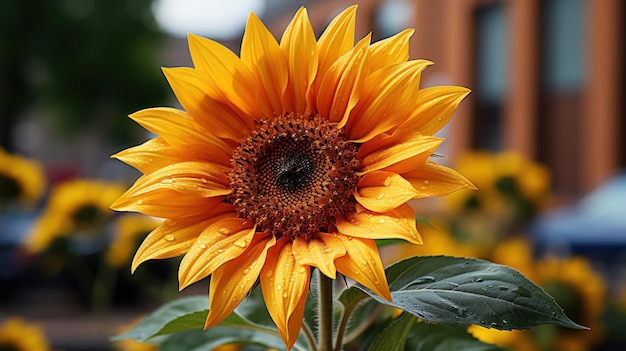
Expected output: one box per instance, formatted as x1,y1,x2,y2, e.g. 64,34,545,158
229,113,360,240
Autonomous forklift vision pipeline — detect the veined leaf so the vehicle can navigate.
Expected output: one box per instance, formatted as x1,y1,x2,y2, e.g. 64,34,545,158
112,296,208,342
367,312,414,351
354,255,585,330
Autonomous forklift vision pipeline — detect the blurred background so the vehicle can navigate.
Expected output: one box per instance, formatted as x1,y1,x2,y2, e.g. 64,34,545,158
0,0,624,350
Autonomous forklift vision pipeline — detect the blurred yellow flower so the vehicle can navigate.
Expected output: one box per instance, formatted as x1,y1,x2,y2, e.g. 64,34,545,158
0,317,53,351
469,326,538,351
535,256,606,351
111,5,473,349
0,148,46,206
489,236,536,281
24,179,125,254
445,150,551,224
106,214,162,268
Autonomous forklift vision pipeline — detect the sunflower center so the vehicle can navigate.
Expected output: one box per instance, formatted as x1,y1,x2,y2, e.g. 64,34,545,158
229,113,360,240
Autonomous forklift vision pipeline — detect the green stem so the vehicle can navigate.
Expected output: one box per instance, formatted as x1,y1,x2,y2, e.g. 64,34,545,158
334,294,367,351
318,273,334,351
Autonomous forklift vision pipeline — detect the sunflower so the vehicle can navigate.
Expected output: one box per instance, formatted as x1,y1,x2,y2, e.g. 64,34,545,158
0,148,46,206
0,317,52,351
24,179,125,255
445,151,551,223
106,214,162,268
111,6,472,349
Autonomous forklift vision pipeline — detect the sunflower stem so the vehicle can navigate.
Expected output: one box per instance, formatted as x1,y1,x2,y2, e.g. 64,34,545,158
318,273,334,351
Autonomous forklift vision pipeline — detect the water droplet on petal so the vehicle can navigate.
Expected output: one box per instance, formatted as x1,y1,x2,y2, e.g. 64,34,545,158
200,178,208,184
217,248,225,253
298,267,306,274
164,234,175,241
243,268,250,275
136,199,144,205
199,243,207,249
283,292,288,298
233,239,247,248
266,270,274,278
376,193,385,200
218,228,231,235
323,248,333,254
378,218,385,224
276,284,282,291
161,178,173,184
384,177,392,187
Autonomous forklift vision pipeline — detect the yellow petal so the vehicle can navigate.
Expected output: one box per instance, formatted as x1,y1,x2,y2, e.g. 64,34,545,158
346,60,433,142
112,137,231,175
129,107,232,154
292,233,346,279
161,67,252,141
311,5,357,108
402,161,477,197
240,12,288,116
112,161,231,202
111,188,226,219
316,34,371,127
399,86,471,135
187,33,261,119
261,238,310,350
368,29,414,71
357,131,443,174
317,5,357,74
131,204,235,272
205,233,276,328
280,7,318,114
354,171,419,212
335,235,391,301
336,203,422,244
178,218,257,289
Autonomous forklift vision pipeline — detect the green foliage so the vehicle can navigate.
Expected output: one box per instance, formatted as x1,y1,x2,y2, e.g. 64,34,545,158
356,255,584,330
114,255,582,350
0,0,169,148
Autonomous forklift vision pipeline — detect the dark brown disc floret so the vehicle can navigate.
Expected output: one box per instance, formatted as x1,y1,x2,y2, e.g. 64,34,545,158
229,113,360,240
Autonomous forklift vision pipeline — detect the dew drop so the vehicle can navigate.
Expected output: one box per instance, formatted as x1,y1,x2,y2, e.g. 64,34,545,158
383,177,392,187
283,292,289,298
200,178,208,184
475,277,484,282
164,234,175,242
243,268,251,275
136,199,144,205
276,284,282,291
199,243,207,249
217,248,225,253
376,193,385,200
266,270,274,278
323,248,333,254
298,267,306,274
378,218,385,224
161,178,173,184
234,239,247,248
218,228,231,235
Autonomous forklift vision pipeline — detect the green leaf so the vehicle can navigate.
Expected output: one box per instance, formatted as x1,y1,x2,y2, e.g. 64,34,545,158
159,327,290,351
407,321,509,351
354,256,585,330
112,296,208,342
367,313,415,351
